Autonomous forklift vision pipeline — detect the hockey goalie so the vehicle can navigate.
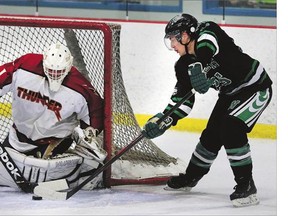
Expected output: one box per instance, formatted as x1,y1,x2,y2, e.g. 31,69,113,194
0,42,107,191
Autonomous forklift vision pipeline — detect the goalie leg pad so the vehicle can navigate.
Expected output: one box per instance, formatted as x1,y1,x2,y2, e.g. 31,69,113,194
69,127,108,190
0,147,105,191
77,158,104,190
0,147,83,189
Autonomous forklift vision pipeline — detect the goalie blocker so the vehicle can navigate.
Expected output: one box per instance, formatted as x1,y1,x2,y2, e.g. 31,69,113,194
0,127,107,191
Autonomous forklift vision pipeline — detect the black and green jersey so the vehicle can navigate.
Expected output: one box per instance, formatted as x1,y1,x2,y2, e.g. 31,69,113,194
195,21,272,95
163,21,272,125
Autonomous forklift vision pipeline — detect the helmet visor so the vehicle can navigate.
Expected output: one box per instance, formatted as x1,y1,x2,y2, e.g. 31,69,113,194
164,31,182,50
164,36,178,51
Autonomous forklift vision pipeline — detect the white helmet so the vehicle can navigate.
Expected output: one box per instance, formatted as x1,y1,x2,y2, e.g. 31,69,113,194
43,42,73,92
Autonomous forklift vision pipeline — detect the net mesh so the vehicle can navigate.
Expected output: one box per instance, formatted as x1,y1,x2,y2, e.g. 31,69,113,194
0,16,185,186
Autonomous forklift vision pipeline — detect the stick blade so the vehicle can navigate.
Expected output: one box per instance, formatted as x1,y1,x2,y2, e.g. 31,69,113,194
36,179,69,191
33,179,69,200
34,186,68,200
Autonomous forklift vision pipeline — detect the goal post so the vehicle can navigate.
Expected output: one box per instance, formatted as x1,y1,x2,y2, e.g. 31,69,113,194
0,15,186,187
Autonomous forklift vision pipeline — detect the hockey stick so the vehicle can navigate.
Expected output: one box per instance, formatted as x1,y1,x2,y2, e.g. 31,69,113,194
33,89,196,200
0,144,69,193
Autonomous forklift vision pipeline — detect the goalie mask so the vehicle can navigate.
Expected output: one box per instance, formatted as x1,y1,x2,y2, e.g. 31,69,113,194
164,13,198,50
43,42,73,92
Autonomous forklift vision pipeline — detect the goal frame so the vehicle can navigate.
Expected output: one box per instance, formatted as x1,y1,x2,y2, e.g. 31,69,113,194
0,14,117,185
0,14,183,187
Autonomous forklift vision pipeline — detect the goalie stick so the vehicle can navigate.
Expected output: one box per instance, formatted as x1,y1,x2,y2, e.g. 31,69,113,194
0,144,69,193
33,89,196,200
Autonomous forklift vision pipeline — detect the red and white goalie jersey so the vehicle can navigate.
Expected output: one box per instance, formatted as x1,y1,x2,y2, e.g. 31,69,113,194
0,53,104,153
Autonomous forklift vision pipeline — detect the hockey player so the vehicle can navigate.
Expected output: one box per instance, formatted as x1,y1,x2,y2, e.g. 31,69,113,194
0,42,107,191
142,14,273,207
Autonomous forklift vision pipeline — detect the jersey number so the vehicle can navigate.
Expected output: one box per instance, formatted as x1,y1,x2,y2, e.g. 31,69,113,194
210,72,231,90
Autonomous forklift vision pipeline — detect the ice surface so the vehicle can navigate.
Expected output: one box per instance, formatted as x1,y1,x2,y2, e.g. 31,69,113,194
0,130,277,216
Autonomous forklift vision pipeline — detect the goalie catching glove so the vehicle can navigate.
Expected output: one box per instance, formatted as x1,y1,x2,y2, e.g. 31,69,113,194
71,126,107,164
142,113,173,139
188,62,213,94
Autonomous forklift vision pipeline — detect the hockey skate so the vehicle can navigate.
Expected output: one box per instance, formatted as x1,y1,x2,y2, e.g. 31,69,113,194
164,173,201,192
230,178,260,207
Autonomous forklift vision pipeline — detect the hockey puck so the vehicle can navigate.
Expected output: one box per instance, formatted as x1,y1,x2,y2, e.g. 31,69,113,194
32,195,43,200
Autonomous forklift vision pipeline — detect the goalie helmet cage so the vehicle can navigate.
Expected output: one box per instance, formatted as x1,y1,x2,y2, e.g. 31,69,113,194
0,15,186,187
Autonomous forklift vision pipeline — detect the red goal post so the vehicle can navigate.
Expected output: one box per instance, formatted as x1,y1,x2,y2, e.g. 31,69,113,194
0,14,186,187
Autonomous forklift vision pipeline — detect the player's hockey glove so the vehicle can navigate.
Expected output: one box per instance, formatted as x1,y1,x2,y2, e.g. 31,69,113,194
142,113,173,139
188,62,213,94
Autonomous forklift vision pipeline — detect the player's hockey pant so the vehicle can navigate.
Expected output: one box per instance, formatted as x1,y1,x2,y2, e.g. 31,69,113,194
186,87,272,184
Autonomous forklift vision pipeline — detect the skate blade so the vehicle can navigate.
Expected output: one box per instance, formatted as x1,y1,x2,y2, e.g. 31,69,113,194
232,194,260,207
163,185,192,192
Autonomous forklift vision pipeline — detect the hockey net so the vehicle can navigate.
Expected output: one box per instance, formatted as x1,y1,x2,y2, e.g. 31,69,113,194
0,15,186,187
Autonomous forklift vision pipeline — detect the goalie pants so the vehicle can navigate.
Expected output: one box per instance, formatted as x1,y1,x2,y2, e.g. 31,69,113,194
186,86,272,184
3,126,73,158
